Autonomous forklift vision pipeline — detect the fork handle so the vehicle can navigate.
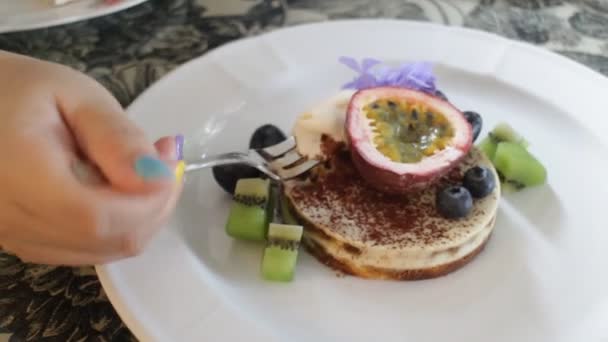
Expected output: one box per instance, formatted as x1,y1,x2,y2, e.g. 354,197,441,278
183,152,250,172
183,152,280,181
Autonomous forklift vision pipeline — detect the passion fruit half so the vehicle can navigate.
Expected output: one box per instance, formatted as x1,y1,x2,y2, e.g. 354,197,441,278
345,87,473,193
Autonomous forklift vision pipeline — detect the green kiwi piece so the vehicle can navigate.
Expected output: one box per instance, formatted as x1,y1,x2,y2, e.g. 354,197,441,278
493,142,547,188
225,178,271,241
478,136,498,161
279,197,299,225
499,180,522,194
267,183,278,229
261,223,303,282
489,123,529,148
478,123,530,161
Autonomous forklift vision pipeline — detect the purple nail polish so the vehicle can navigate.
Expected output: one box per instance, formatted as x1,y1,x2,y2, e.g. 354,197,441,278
175,134,184,160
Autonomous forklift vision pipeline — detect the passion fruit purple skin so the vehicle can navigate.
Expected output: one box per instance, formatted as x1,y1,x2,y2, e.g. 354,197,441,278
345,87,473,194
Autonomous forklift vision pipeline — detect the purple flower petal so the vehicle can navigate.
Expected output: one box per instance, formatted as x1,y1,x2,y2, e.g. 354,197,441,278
338,56,361,72
408,62,436,83
339,57,438,94
355,73,379,89
361,58,382,72
380,67,409,86
342,73,379,90
372,65,393,84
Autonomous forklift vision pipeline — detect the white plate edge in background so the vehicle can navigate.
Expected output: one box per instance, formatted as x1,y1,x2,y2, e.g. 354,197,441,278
0,0,148,34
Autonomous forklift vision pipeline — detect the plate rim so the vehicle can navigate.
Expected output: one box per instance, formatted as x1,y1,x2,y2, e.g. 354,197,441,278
96,18,608,341
0,0,149,34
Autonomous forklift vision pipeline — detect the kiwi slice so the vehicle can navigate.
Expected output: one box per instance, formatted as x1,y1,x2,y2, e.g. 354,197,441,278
478,123,529,161
499,180,522,194
493,142,547,188
490,123,529,147
279,197,299,225
225,178,271,241
478,136,498,161
261,223,303,282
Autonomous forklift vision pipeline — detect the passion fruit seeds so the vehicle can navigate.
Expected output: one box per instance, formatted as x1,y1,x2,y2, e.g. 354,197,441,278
364,98,454,163
346,87,473,194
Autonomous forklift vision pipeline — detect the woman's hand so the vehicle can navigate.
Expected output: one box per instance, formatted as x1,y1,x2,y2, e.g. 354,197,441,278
0,51,183,265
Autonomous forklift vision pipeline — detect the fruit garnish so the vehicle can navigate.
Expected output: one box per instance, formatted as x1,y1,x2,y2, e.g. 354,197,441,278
477,123,546,192
261,223,303,282
212,125,287,194
345,87,473,193
490,123,529,148
225,178,271,241
279,197,298,225
340,57,437,94
249,124,287,150
434,90,449,102
463,111,483,143
213,164,262,194
436,186,473,219
478,137,498,162
463,166,495,198
478,122,528,161
493,142,547,190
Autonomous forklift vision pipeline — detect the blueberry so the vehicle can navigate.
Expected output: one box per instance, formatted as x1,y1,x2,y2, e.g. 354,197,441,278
212,124,286,194
434,90,449,102
463,166,496,198
463,111,483,143
249,124,287,149
212,164,261,194
436,186,473,219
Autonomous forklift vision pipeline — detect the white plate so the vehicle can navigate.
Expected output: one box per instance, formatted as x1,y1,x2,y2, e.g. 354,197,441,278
97,20,608,342
0,0,148,33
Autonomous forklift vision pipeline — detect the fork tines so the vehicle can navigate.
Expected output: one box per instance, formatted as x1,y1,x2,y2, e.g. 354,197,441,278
259,136,297,158
259,136,319,180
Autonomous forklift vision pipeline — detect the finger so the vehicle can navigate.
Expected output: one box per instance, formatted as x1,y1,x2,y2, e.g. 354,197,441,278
65,107,174,193
89,177,183,257
0,132,93,249
131,173,184,252
54,76,174,193
0,132,158,256
4,134,183,258
155,135,186,184
154,136,178,161
1,182,178,258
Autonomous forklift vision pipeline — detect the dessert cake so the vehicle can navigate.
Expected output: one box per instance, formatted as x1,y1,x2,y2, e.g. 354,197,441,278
284,137,500,280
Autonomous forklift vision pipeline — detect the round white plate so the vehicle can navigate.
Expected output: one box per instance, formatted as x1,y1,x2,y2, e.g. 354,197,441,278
97,20,608,342
0,0,148,33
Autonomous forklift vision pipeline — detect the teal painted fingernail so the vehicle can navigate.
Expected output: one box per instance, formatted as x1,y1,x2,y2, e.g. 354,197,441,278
134,156,173,180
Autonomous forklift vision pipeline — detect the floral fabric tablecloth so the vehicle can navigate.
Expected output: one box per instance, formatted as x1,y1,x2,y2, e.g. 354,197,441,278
0,0,606,341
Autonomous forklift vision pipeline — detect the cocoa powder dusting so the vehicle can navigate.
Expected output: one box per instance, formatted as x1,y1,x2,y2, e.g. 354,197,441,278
289,135,484,247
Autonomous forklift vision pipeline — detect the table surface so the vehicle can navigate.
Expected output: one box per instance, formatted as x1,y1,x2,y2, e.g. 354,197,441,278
1,0,607,341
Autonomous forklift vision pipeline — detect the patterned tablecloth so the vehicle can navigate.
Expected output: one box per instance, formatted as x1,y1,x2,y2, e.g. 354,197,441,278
0,0,606,341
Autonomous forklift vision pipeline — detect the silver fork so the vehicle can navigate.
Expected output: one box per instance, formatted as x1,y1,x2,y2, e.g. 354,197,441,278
183,136,319,181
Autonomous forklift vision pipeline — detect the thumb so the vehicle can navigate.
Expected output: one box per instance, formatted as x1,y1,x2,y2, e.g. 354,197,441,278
64,104,175,193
